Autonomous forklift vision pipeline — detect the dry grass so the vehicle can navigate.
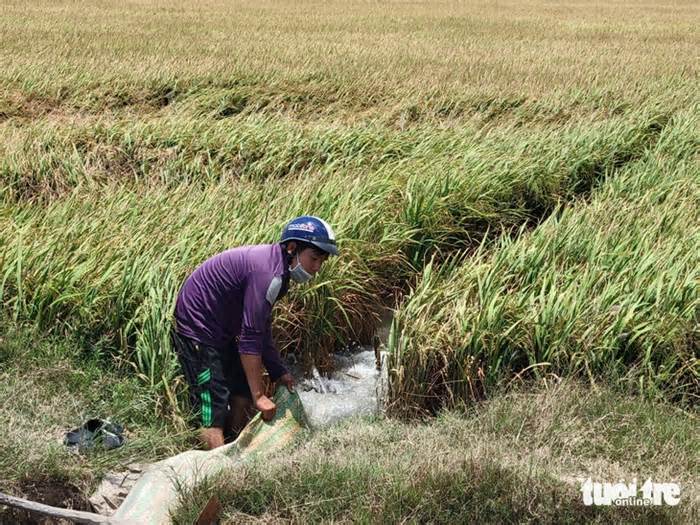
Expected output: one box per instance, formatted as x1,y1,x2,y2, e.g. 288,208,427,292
0,323,196,498
169,380,698,523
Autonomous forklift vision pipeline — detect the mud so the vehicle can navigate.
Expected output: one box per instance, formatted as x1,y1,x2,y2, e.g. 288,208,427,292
0,478,90,525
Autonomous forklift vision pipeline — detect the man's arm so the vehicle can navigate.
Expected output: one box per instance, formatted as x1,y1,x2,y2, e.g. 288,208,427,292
238,271,284,420
239,353,276,420
263,324,294,392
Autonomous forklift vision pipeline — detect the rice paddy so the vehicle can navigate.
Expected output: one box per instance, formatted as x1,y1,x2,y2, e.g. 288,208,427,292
1,0,698,520
2,0,697,415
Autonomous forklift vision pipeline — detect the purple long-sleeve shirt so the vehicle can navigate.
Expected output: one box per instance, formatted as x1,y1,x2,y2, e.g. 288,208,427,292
174,243,290,380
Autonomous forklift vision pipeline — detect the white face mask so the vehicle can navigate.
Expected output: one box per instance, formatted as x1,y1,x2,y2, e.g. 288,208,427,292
289,257,313,283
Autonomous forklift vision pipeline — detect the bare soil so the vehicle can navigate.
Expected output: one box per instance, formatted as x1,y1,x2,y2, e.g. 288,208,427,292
0,477,90,525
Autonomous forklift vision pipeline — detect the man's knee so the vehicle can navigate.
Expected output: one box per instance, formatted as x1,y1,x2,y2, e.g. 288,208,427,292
200,426,225,450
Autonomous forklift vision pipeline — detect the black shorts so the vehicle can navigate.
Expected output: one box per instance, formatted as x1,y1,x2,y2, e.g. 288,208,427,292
171,329,251,428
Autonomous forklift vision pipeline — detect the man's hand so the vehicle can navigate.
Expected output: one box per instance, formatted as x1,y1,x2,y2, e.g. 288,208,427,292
254,394,276,421
278,373,295,392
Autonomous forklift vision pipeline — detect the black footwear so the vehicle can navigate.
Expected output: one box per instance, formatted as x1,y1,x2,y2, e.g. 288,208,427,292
64,418,125,451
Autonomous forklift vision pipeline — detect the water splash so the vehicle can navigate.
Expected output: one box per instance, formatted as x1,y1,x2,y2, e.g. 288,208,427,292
297,349,386,427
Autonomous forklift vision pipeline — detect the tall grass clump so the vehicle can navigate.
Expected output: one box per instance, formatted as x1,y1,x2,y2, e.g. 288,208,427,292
1,172,409,405
388,114,699,413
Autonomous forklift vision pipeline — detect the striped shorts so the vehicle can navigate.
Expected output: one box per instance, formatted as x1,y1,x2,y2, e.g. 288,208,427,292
171,329,251,428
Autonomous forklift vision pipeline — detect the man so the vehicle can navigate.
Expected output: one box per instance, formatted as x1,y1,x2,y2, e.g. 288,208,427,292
171,216,338,449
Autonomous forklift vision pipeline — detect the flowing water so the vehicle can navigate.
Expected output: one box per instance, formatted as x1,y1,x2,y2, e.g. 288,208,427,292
296,348,387,428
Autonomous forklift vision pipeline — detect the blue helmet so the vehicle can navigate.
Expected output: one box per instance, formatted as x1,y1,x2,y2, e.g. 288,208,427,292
281,216,339,256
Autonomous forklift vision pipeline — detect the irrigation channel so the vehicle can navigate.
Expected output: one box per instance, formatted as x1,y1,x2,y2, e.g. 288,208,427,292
1,347,387,524
297,348,386,426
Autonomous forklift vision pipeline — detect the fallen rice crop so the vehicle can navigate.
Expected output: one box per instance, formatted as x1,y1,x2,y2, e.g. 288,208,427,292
1,0,697,415
388,111,699,413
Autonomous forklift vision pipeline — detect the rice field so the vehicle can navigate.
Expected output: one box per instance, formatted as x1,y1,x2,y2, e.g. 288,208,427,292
1,0,698,416
388,115,699,412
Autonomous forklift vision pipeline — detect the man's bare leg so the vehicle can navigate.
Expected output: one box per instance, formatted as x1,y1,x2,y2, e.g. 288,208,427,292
200,427,225,450
227,395,255,440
